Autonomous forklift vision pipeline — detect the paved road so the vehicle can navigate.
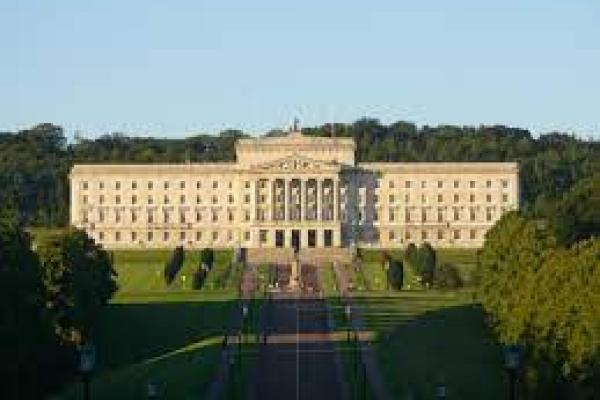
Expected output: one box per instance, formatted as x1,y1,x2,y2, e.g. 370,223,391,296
248,264,344,400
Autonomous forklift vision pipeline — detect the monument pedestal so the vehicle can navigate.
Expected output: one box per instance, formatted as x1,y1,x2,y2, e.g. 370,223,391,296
289,257,301,290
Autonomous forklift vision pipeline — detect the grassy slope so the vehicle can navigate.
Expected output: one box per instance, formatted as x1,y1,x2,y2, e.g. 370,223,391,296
353,291,504,400
57,249,240,400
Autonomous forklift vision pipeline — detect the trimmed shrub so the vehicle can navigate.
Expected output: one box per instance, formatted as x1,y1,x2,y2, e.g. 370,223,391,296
192,268,207,290
388,259,404,290
434,263,463,289
164,246,184,285
200,248,214,269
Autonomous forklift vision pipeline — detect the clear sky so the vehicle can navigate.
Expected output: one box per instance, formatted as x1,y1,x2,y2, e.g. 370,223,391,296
2,0,599,138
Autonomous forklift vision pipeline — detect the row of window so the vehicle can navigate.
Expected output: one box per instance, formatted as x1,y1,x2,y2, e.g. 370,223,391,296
353,206,502,223
97,230,250,243
83,193,248,205
387,179,510,189
82,180,250,191
84,209,250,224
370,192,511,204
388,228,481,241
82,178,511,192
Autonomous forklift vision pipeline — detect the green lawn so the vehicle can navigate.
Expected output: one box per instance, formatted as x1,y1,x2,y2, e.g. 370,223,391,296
351,290,505,400
56,249,246,399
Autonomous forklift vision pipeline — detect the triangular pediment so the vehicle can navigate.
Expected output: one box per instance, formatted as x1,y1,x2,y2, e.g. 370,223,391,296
252,154,340,172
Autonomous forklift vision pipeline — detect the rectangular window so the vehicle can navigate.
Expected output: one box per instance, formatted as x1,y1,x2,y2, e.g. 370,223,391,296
437,181,443,188
453,230,460,239
147,231,153,241
115,231,121,241
437,230,443,240
389,194,394,203
228,195,234,204
486,208,493,221
131,231,137,241
470,229,476,239
148,196,153,205
422,231,427,240
502,193,508,202
438,210,443,222
180,212,186,223
82,181,88,190
389,180,394,189
132,195,137,204
470,208,476,221
437,194,443,203
148,211,154,223
148,181,153,190
116,195,121,205
180,181,185,189
164,195,169,204
389,208,395,222
260,230,267,244
486,194,492,202
115,210,121,223
244,231,250,241
405,181,411,188
99,195,104,204
196,195,201,204
454,208,460,221
196,212,201,222
99,231,104,240
244,194,250,203
421,181,426,188
83,195,88,204
486,180,492,188
132,211,137,222
389,230,395,240
180,231,186,241
99,210,104,222
245,181,250,189
212,181,218,189
453,180,459,188
470,194,475,203
116,181,121,190
405,210,411,223
212,231,218,241
196,231,202,241
196,181,201,189
163,231,169,241
164,181,169,189
453,194,459,203
470,180,476,188
132,181,137,190
82,211,88,223
502,180,508,188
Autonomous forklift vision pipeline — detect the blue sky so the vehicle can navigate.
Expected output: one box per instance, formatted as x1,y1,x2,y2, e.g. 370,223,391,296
2,0,599,138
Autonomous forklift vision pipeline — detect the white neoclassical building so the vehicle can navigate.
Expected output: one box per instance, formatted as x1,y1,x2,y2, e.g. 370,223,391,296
70,125,519,251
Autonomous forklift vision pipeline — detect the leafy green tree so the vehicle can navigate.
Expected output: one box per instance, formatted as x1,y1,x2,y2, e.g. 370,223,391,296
36,229,117,344
478,211,600,397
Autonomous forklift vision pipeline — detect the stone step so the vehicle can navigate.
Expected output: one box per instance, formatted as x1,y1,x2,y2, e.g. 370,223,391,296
246,247,352,265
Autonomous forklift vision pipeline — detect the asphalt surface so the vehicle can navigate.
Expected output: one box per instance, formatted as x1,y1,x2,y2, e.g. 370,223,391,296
248,264,344,400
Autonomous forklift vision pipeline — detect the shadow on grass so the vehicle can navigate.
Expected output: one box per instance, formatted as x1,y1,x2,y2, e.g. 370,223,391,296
94,300,237,371
372,302,505,400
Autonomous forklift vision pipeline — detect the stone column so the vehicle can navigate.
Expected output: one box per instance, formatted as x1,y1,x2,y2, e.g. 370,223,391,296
284,178,290,221
333,178,339,221
300,179,306,221
267,178,273,221
316,179,322,221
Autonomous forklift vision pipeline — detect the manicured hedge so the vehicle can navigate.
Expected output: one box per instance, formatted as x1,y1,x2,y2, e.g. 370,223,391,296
164,246,185,285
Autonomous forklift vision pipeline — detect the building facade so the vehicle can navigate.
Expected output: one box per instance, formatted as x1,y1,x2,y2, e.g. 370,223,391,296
70,127,519,250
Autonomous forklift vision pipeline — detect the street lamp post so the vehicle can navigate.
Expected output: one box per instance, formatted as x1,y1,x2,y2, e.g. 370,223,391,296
79,342,96,400
504,345,521,400
344,304,351,342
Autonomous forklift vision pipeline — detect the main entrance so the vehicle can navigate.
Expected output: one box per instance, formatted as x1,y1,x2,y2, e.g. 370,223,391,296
291,229,300,251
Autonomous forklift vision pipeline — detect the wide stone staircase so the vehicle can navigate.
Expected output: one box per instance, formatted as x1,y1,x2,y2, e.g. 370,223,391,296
246,247,352,265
